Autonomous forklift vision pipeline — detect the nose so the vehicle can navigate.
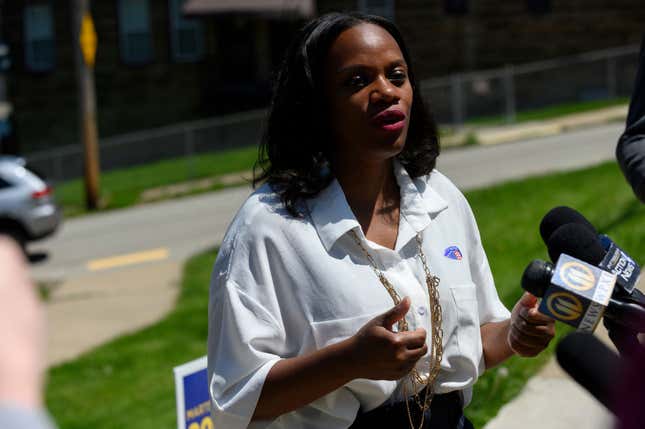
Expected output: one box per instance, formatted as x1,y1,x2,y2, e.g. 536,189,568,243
369,75,399,105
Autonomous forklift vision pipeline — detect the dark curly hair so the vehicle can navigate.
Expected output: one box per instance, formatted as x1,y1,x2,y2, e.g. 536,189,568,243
253,12,440,217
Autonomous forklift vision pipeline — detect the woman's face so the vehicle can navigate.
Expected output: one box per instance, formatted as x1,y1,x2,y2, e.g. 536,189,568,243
323,23,413,165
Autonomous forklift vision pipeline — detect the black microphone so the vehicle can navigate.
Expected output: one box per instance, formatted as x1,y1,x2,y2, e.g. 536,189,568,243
539,206,642,298
545,222,604,265
521,259,645,332
539,205,597,244
548,223,643,302
538,206,645,352
556,332,621,414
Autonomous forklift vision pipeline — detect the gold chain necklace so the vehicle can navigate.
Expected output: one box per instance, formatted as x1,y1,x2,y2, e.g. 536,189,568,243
350,230,444,429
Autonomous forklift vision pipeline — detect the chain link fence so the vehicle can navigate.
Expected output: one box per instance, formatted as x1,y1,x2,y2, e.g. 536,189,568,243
27,109,266,182
26,44,640,183
421,44,639,124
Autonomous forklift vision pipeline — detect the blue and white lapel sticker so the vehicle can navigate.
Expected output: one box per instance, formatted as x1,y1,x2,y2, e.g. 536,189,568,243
444,246,463,260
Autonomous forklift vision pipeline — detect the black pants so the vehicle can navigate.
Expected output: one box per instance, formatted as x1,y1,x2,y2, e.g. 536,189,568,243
349,390,475,429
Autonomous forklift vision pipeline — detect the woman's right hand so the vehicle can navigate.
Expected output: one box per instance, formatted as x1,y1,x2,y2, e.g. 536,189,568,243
253,297,427,420
346,297,428,380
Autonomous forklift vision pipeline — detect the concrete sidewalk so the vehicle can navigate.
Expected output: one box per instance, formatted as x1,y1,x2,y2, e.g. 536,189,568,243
44,261,182,366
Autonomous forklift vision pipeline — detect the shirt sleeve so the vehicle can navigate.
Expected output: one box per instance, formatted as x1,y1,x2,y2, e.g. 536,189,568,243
207,278,284,429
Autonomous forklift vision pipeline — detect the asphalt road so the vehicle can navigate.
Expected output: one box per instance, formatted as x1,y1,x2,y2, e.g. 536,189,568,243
30,122,624,281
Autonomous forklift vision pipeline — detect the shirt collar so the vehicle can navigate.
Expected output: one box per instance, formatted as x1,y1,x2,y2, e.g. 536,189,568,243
306,178,361,252
306,159,449,252
393,159,448,236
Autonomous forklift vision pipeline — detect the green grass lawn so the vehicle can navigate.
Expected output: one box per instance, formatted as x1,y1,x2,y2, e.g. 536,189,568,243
45,161,645,428
55,146,259,217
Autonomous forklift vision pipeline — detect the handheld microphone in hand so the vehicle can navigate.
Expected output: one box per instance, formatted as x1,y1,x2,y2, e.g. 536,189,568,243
548,223,643,300
522,259,645,332
556,332,621,414
540,206,642,297
521,256,616,332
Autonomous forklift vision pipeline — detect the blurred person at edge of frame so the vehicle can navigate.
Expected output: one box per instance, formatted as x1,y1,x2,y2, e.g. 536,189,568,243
617,33,645,203
207,12,556,429
615,344,645,429
0,237,56,429
614,33,645,429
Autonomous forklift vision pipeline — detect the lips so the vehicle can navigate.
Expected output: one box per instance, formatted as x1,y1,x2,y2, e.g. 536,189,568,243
371,109,407,132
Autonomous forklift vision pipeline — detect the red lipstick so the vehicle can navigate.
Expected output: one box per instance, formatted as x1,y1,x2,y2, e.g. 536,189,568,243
371,108,406,132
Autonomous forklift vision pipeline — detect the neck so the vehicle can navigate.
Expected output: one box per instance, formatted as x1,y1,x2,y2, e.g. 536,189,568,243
332,157,400,230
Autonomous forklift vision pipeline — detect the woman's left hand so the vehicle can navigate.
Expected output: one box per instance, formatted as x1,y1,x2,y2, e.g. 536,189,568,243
507,292,556,357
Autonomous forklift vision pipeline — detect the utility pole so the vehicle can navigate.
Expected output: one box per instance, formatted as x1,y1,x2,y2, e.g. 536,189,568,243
72,0,100,210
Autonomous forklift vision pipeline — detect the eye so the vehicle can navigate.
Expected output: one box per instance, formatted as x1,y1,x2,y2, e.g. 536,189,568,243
345,74,368,88
389,69,407,86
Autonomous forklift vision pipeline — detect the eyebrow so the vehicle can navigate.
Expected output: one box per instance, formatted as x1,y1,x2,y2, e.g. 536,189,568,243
336,59,407,74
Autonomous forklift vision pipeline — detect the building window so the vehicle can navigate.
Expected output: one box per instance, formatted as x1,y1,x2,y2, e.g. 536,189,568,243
357,0,395,22
118,0,153,65
24,4,55,72
444,0,469,15
527,0,551,14
169,0,204,62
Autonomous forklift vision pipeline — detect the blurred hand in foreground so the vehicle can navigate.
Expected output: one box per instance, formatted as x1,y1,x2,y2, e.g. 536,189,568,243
0,237,46,409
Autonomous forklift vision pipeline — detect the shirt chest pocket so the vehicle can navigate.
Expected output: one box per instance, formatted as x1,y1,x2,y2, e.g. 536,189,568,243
449,283,482,361
310,313,380,349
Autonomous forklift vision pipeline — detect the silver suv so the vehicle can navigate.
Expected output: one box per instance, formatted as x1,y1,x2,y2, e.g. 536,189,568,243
0,156,61,251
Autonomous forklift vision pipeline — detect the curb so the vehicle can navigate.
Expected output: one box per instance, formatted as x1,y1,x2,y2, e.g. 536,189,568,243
139,170,252,203
443,105,628,147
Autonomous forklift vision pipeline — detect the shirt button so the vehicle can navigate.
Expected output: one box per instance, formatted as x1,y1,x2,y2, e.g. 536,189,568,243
417,306,427,316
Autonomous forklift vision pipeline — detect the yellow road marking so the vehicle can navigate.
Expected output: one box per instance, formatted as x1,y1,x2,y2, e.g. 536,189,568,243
87,248,169,271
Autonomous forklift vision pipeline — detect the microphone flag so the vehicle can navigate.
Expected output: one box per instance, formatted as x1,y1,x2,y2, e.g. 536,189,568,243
539,254,617,332
598,235,641,294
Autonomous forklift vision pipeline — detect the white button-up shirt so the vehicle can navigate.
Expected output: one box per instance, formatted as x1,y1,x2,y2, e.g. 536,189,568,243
208,160,511,429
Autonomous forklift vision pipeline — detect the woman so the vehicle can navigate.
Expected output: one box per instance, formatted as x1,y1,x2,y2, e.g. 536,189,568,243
207,12,555,429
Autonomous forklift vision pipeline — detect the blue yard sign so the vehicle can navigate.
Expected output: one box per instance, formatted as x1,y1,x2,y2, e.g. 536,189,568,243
173,356,213,429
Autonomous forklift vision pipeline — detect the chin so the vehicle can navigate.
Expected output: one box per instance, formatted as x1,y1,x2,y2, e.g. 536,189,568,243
377,130,408,156
368,141,405,163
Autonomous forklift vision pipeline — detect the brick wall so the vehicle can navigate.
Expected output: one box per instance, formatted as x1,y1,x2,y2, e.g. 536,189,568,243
318,0,645,79
3,1,213,152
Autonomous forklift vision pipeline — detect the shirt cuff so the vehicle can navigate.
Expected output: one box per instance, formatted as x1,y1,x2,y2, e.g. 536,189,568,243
210,358,281,429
